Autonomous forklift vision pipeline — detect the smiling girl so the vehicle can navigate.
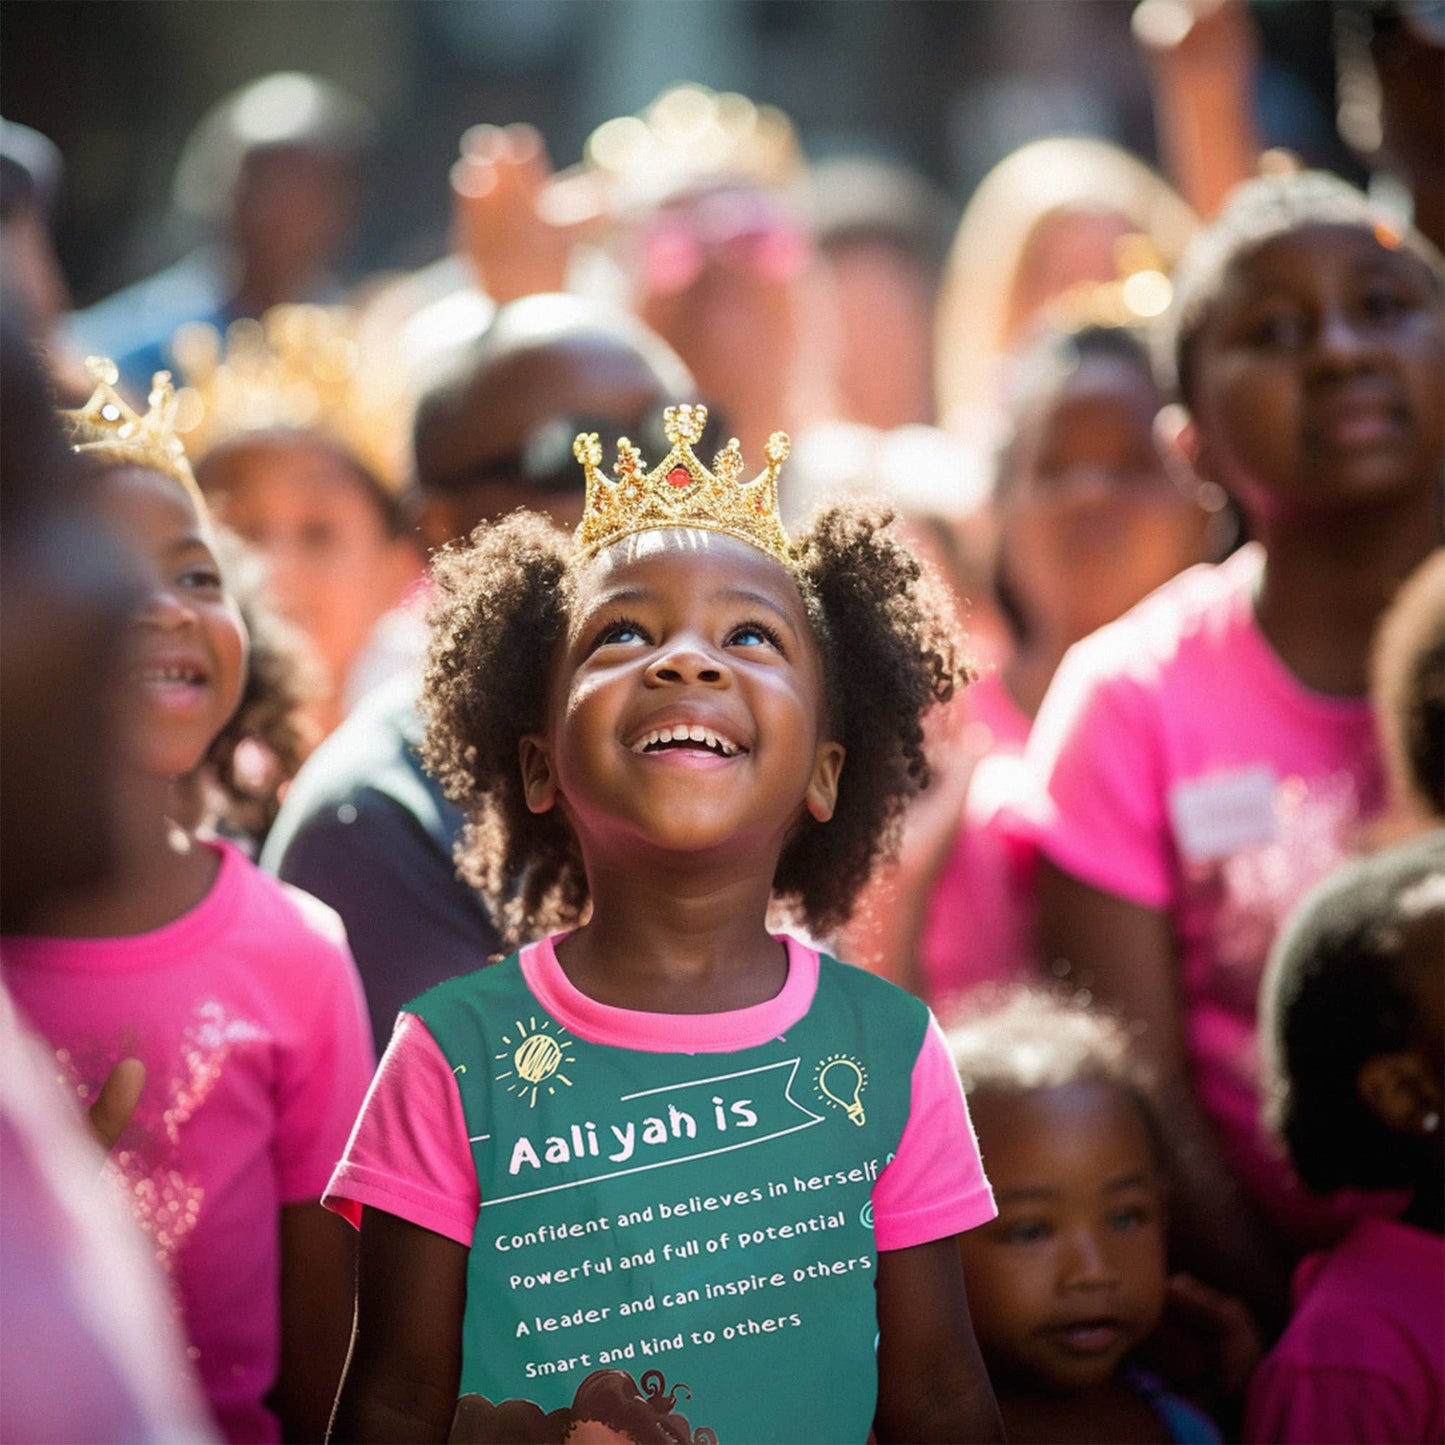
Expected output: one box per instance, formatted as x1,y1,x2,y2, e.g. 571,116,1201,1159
2,362,373,1443
325,406,1002,1443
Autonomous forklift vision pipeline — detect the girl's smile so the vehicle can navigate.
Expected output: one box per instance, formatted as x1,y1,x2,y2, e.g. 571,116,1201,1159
521,528,842,862
97,467,249,780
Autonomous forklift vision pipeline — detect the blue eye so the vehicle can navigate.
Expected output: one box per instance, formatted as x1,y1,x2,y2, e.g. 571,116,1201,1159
594,617,648,648
727,620,783,651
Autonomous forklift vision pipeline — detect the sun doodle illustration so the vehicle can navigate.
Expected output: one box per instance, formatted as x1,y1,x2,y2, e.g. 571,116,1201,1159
494,1016,576,1107
814,1052,868,1126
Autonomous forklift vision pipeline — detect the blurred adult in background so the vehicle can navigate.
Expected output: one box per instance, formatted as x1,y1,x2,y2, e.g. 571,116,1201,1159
71,72,375,396
175,304,422,740
809,156,955,432
934,134,1196,443
454,84,840,466
262,294,695,1049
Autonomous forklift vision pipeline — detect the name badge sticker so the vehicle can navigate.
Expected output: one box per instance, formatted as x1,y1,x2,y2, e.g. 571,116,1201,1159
1168,766,1279,863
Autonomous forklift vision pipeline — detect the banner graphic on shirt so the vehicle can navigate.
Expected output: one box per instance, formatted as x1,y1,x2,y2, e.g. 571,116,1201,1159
484,1057,831,1206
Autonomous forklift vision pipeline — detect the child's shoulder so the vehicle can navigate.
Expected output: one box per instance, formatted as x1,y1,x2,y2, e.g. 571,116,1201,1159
220,841,353,965
405,944,524,1019
814,948,933,1042
1065,546,1262,690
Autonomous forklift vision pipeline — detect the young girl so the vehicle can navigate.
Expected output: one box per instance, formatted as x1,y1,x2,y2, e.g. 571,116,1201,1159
1026,172,1444,1315
950,990,1223,1444
325,405,1003,1443
1250,835,1444,1442
912,323,1216,1008
1,361,375,1443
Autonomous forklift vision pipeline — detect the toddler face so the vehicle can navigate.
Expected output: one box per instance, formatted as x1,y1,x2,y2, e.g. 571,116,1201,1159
524,529,842,863
1189,223,1444,515
959,1080,1168,1396
97,467,248,780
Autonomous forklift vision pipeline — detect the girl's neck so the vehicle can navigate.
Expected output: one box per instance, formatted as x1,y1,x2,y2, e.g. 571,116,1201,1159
1254,490,1442,696
995,1378,1168,1445
554,852,786,1015
27,772,220,939
1003,632,1073,721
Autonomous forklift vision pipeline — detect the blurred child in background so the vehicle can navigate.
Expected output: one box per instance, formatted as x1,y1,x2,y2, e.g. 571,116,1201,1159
177,305,422,739
914,323,1217,1009
950,990,1224,1444
1250,835,1444,1442
1028,172,1444,1318
1,362,373,1443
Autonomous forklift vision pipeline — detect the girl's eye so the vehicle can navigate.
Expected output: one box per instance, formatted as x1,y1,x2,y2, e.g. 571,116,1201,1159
178,566,223,591
1360,287,1408,324
594,618,648,648
1000,1219,1052,1246
1107,1206,1149,1233
1244,309,1307,349
726,620,783,652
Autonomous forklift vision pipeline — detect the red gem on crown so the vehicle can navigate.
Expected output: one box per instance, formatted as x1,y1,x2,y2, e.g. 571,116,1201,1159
667,466,691,488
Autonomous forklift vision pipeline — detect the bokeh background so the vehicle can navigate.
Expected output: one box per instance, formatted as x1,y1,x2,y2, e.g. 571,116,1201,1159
4,0,1355,308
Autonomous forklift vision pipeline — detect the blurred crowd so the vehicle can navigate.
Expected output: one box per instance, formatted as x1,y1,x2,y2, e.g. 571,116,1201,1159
1,0,1442,1441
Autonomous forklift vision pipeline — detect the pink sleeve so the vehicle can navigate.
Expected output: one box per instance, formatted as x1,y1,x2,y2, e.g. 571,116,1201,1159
1245,1361,1418,1444
323,1012,480,1247
1021,639,1174,912
871,1015,996,1251
274,931,377,1204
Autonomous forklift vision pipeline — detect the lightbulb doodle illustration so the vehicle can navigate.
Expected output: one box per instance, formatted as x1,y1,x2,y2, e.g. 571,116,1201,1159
495,1016,576,1107
815,1054,868,1126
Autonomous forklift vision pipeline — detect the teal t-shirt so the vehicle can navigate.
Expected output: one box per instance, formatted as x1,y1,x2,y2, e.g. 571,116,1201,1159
408,939,935,1444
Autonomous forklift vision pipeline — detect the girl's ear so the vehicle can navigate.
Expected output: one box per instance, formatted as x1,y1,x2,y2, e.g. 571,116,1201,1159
518,735,558,814
805,741,846,824
1357,1050,1444,1137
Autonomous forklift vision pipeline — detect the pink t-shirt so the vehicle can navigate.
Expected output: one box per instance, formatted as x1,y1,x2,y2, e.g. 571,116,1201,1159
1023,545,1385,1244
3,841,375,1444
1245,1217,1443,1443
326,933,995,1253
919,671,1036,1014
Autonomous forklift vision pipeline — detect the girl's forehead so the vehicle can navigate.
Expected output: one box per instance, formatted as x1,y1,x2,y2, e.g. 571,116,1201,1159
571,528,806,612
1223,221,1434,296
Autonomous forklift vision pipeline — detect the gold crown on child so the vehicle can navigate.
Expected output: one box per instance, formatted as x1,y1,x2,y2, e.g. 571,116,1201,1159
572,404,794,566
63,357,205,505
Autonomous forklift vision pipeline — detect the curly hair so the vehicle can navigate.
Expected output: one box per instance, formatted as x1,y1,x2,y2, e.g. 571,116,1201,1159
422,503,967,948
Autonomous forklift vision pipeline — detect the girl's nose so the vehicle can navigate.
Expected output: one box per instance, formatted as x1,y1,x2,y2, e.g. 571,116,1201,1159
1059,1230,1120,1291
645,638,730,688
136,583,195,630
1312,307,1374,372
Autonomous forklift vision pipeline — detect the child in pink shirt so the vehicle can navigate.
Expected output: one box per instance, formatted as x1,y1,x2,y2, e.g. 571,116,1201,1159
1,364,374,1443
1026,174,1444,1320
919,322,1215,1011
1248,835,1444,1443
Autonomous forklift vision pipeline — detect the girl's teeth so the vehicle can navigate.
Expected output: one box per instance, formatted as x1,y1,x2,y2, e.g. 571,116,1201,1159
659,727,674,743
688,724,706,743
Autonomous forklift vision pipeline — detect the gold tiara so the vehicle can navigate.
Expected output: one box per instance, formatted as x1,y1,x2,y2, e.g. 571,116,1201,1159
63,357,207,513
171,305,412,497
572,404,793,567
